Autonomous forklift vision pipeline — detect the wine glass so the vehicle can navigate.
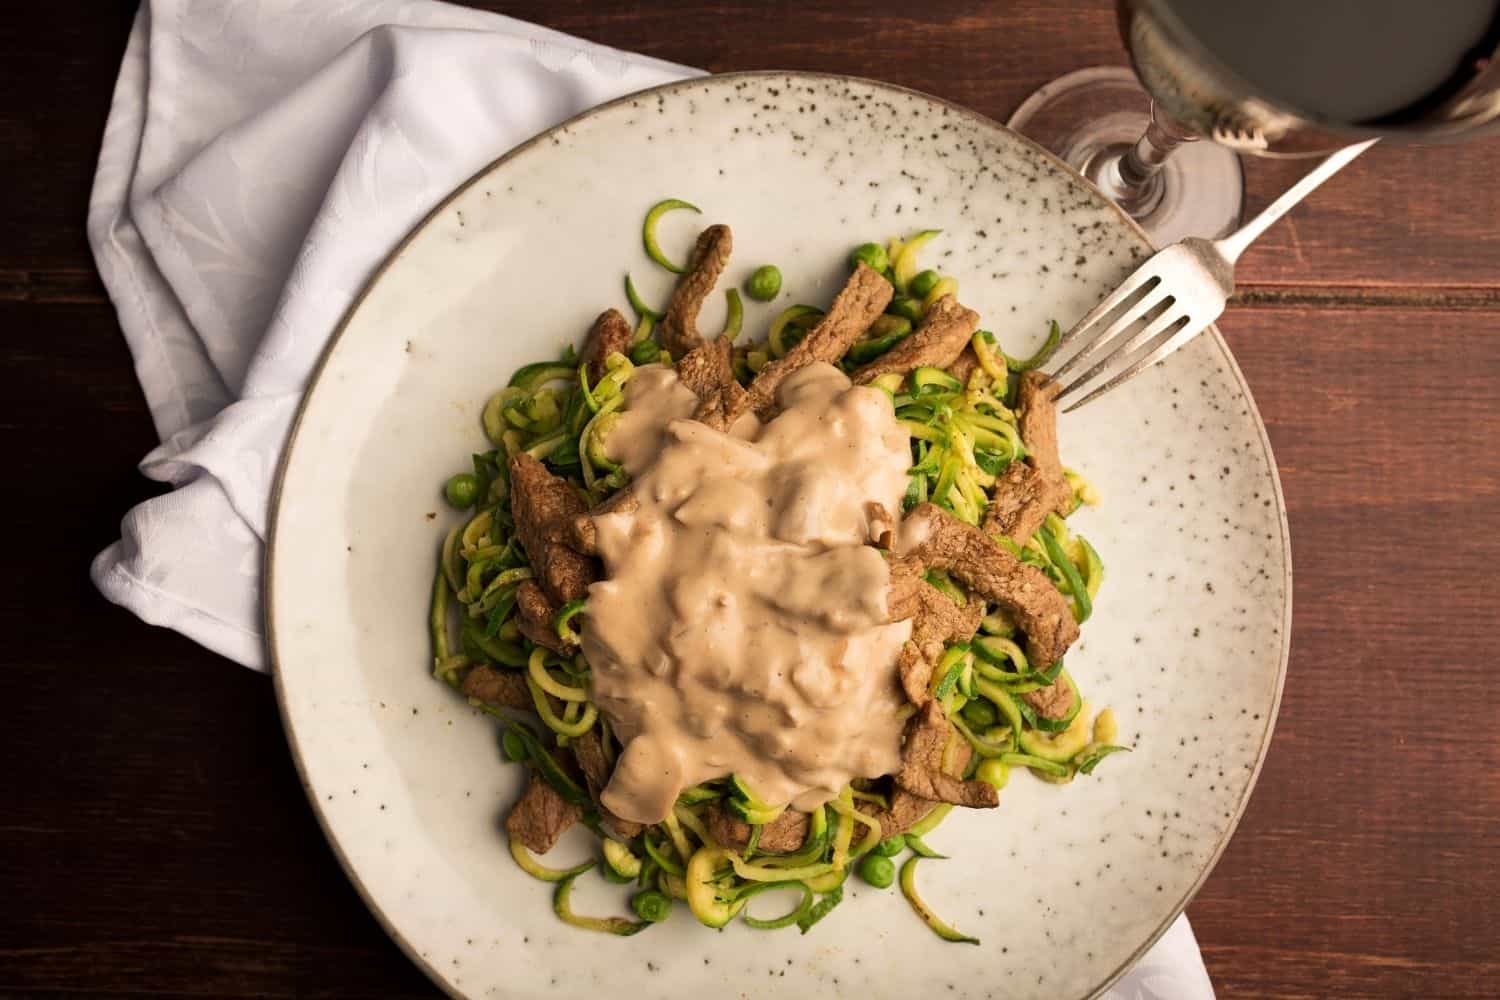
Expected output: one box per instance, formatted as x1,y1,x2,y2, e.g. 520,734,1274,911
1009,0,1500,246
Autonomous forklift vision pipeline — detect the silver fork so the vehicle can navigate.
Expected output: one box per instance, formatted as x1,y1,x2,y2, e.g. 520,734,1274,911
1048,138,1378,411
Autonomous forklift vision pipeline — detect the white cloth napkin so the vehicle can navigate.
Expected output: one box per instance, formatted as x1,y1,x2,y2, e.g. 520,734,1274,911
88,3,1214,995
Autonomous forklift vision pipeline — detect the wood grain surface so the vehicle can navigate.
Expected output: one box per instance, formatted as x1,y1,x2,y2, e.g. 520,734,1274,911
2,2,1496,998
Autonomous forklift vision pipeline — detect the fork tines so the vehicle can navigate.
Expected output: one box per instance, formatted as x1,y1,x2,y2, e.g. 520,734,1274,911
1043,247,1216,412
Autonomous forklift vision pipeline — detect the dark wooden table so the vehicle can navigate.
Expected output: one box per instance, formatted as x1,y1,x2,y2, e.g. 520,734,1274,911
4,2,1498,997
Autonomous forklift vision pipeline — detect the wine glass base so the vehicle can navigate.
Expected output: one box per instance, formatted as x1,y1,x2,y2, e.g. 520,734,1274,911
1008,67,1244,247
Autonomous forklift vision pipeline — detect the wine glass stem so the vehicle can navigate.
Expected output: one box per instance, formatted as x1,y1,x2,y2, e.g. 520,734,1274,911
1092,103,1198,218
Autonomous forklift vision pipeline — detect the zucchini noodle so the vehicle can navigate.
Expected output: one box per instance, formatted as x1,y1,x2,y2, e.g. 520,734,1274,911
671,803,714,847
526,669,598,738
510,835,593,883
1007,319,1062,372
768,304,822,358
527,648,589,702
892,229,940,292
736,882,814,930
554,867,650,936
624,272,661,320
661,809,695,862
899,856,978,944
642,197,702,274
642,832,686,876
827,793,883,858
728,854,834,883
721,288,744,339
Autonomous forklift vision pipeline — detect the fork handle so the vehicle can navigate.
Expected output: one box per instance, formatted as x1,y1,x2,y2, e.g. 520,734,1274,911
1214,138,1379,263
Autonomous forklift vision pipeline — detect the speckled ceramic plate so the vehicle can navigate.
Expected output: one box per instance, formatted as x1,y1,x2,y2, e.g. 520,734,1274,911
268,72,1289,1000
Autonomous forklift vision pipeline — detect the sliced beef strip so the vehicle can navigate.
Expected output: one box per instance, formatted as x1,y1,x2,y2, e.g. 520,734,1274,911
915,585,985,651
946,345,980,385
738,262,893,420
897,643,934,709
676,336,748,432
895,502,1078,680
569,729,644,839
981,371,1072,546
861,787,939,840
981,462,1067,549
851,294,980,385
705,802,810,853
1016,370,1064,477
462,661,562,719
659,224,733,358
894,701,997,809
508,453,597,604
515,580,572,654
886,557,928,622
461,664,533,712
580,308,634,384
506,769,582,854
974,377,1079,718
569,488,639,557
569,728,611,789
1021,670,1078,722
893,581,985,706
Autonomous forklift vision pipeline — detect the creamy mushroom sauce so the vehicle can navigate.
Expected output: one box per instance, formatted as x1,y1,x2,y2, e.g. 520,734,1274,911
582,362,913,825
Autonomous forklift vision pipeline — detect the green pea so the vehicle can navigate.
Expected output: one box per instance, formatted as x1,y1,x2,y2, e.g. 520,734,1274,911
745,265,783,302
500,727,528,763
850,242,888,273
976,758,1011,790
856,853,896,889
873,835,906,858
631,889,673,922
961,699,999,729
909,269,941,299
888,296,924,323
444,472,481,508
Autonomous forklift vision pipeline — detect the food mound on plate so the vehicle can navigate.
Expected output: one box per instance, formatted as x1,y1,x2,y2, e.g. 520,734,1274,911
428,202,1124,939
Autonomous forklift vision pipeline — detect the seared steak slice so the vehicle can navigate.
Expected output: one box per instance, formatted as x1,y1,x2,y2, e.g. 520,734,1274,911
946,345,980,385
569,488,640,557
1020,671,1079,723
461,664,532,712
894,701,997,809
851,295,979,385
569,729,643,840
983,461,1068,549
506,770,582,854
659,224,733,358
892,580,985,705
740,262,892,420
706,802,811,854
580,308,634,384
861,787,939,840
896,503,1078,674
1015,370,1064,478
981,371,1072,545
676,336,748,432
508,453,596,604
515,580,573,654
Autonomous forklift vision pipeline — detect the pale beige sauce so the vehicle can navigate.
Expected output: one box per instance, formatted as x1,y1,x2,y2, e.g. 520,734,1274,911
582,363,913,825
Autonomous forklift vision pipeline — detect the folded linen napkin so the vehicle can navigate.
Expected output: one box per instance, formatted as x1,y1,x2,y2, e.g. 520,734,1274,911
88,3,1214,996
